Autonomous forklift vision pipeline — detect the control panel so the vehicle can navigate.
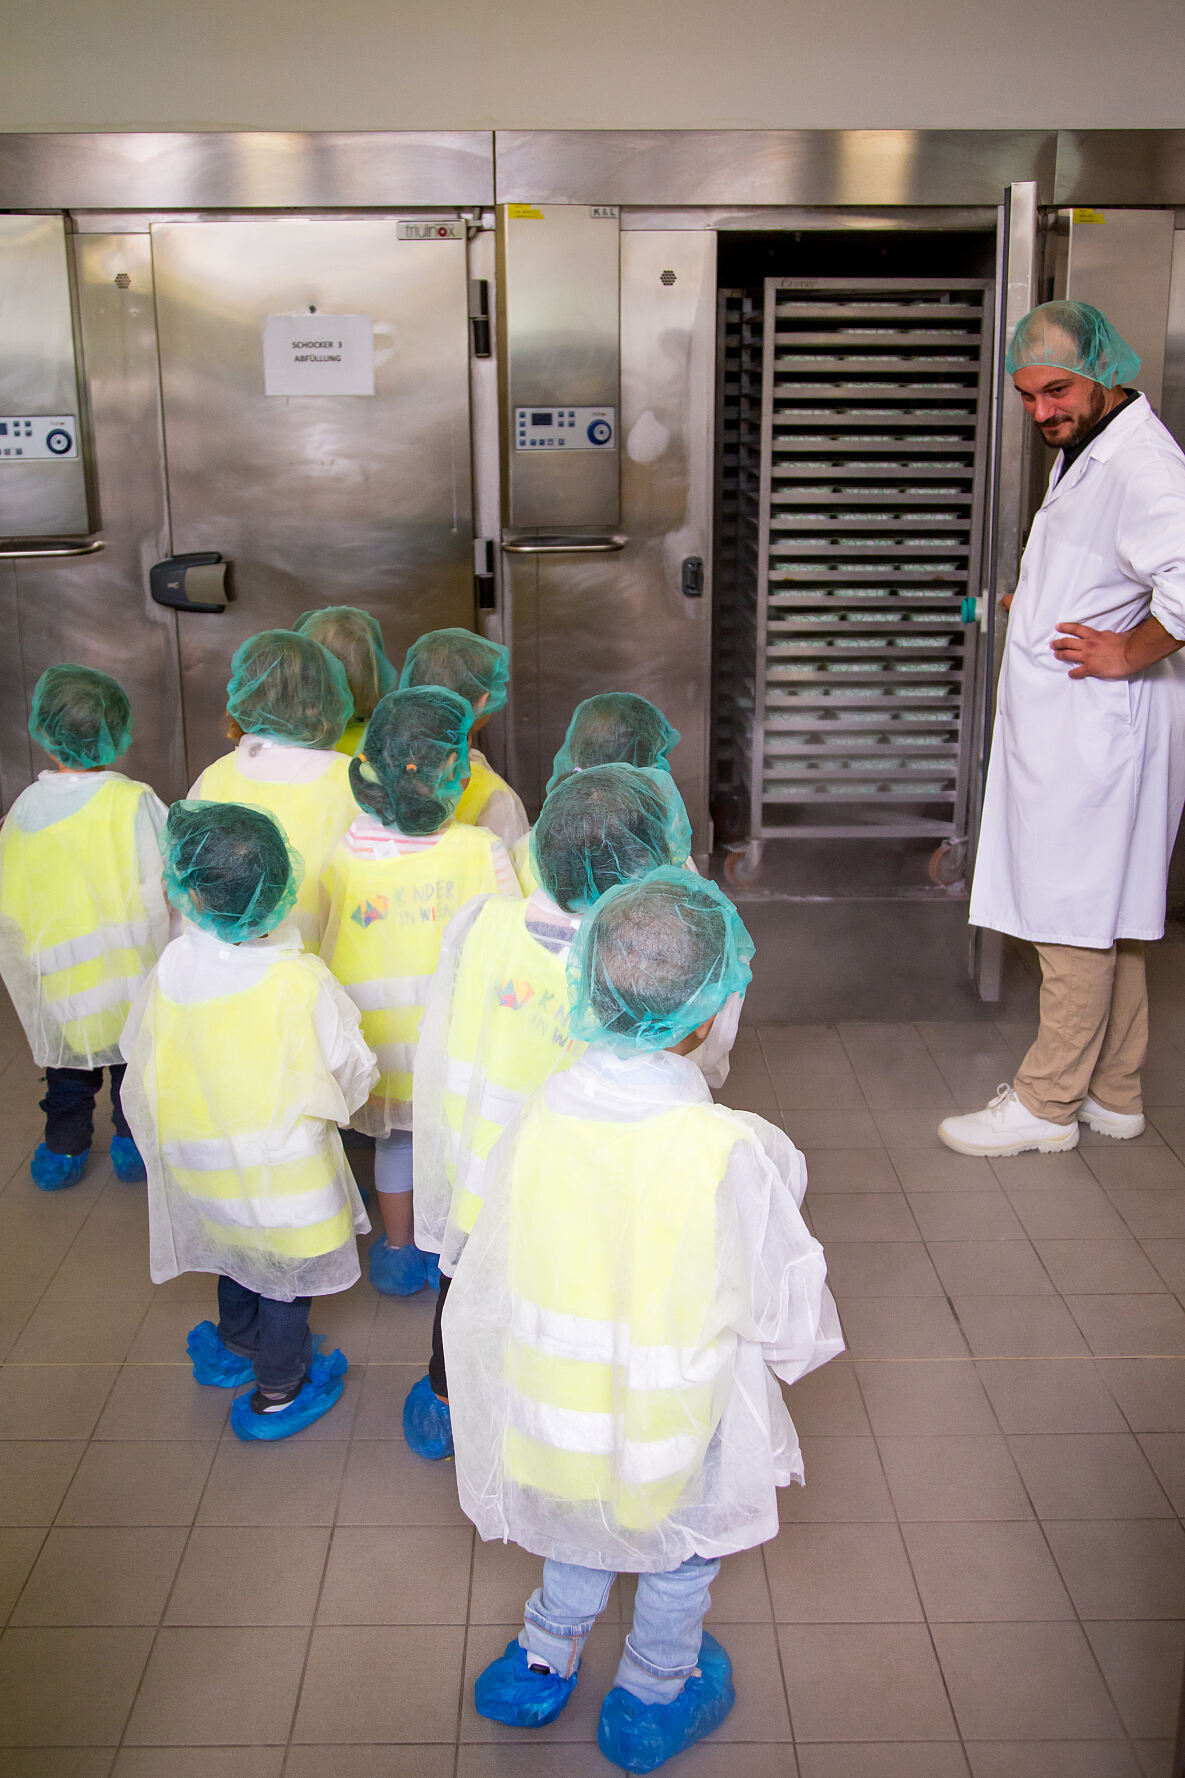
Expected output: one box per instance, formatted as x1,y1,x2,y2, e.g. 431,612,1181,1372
0,416,79,461
515,405,616,452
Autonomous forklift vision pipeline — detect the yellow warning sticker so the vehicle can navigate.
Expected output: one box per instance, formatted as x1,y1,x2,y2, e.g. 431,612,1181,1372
1073,207,1107,224
507,204,544,220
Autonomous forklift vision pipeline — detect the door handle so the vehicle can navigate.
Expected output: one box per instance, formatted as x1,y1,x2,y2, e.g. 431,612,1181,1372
0,540,103,559
501,536,626,555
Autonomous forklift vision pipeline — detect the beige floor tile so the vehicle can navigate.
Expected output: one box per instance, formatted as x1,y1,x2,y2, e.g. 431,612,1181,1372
91,1367,229,1441
10,1525,186,1625
469,1536,585,1626
1085,1621,1185,1740
165,1526,330,1625
782,1362,871,1437
801,1149,901,1193
1097,1357,1185,1431
797,1746,968,1778
1008,1433,1174,1519
856,1360,997,1436
877,1434,1033,1521
770,1068,867,1111
927,1239,1054,1297
1134,1741,1174,1778
196,1438,347,1526
977,1358,1129,1433
1138,1433,1185,1513
288,1751,453,1778
0,1753,118,1778
112,1752,285,1778
778,1437,895,1523
890,1149,997,1192
907,1191,1025,1240
0,1365,118,1440
784,1107,884,1150
808,1194,920,1243
1044,1520,1185,1619
872,1110,947,1149
0,1297,40,1362
57,1439,218,1526
366,1293,438,1363
952,1295,1091,1358
934,1621,1123,1740
1066,1293,1185,1356
351,1362,424,1438
765,1522,921,1622
824,1241,942,1298
1084,1146,1185,1191
638,1749,797,1778
148,1271,220,1304
0,1625,153,1743
1005,1184,1131,1239
294,1624,466,1742
308,1286,379,1357
986,1149,1098,1190
1106,1190,1185,1240
456,1745,655,1778
334,1437,470,1526
8,1299,149,1365
0,1526,47,1619
762,1024,851,1065
965,1743,1140,1777
0,1441,85,1524
40,1242,156,1306
778,1621,955,1740
125,1300,219,1364
835,1296,969,1360
1035,1238,1168,1294
701,1545,772,1622
903,1519,1073,1622
1142,1239,1185,1292
69,1189,149,1248
318,1523,472,1625
125,1627,308,1745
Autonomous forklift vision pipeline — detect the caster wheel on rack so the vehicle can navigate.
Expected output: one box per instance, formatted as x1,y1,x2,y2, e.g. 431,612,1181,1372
928,840,967,888
724,843,764,887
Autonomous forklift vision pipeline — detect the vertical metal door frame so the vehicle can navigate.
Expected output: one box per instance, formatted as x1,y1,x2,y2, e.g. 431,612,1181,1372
747,277,778,846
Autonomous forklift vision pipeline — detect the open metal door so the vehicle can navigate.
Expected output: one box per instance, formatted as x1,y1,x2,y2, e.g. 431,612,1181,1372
150,218,475,780
971,180,1040,1000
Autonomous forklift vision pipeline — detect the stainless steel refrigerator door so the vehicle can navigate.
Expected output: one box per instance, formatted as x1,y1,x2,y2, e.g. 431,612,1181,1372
506,230,714,850
150,218,474,780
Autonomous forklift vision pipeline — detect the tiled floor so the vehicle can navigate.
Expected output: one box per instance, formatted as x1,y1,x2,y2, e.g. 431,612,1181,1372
1,938,1184,1776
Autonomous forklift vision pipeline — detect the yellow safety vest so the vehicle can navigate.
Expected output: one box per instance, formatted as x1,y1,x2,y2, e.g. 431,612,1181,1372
444,898,581,1237
504,1101,739,1529
151,958,353,1262
0,777,157,1064
335,719,366,758
321,822,504,1127
456,750,511,829
512,830,539,896
197,751,356,949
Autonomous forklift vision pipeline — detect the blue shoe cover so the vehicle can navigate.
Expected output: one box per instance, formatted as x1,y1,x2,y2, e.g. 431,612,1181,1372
474,1637,579,1728
597,1633,736,1773
230,1348,347,1442
110,1136,146,1182
186,1320,255,1388
421,1248,441,1292
402,1374,453,1460
30,1143,87,1191
368,1235,427,1296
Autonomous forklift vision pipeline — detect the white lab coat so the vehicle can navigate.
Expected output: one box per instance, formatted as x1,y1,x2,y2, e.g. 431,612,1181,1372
969,394,1185,947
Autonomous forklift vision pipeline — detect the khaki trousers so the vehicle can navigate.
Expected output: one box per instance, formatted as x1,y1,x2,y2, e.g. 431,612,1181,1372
1013,939,1148,1125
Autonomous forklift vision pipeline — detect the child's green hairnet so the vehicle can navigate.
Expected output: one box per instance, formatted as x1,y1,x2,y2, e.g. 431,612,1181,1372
350,686,473,836
546,692,679,795
226,630,353,749
399,628,509,716
292,605,397,723
532,764,692,913
163,800,302,943
29,664,132,769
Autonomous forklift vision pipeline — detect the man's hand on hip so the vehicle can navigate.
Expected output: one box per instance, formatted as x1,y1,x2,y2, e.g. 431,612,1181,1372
1052,616,1185,680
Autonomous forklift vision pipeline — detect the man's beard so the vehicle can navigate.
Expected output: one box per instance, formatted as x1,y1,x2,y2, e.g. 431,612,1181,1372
1039,383,1108,450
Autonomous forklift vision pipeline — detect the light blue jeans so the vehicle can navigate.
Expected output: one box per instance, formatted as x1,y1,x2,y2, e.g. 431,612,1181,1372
521,1553,720,1707
374,1129,413,1194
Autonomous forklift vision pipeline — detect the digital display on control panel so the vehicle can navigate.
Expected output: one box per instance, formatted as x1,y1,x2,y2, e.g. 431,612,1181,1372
515,406,616,452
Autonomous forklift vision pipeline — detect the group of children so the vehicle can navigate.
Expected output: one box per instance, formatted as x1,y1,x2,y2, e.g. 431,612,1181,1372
0,612,840,1773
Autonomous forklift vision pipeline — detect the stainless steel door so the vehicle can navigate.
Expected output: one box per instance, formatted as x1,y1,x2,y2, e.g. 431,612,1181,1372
150,219,474,779
506,230,715,850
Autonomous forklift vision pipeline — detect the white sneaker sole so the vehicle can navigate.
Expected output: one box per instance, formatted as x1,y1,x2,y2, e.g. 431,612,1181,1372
1078,1108,1146,1141
938,1123,1080,1159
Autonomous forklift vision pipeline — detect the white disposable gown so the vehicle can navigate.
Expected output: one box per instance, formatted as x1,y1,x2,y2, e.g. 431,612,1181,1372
444,1046,843,1572
970,395,1185,947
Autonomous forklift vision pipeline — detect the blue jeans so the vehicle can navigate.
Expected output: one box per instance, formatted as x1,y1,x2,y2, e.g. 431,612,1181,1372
521,1553,720,1707
216,1276,312,1393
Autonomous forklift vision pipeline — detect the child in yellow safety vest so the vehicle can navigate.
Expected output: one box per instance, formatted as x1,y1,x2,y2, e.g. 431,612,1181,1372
445,871,843,1773
190,630,357,952
319,685,520,1298
405,761,697,1461
513,691,682,895
120,800,378,1442
399,628,528,851
292,604,397,759
0,665,170,1191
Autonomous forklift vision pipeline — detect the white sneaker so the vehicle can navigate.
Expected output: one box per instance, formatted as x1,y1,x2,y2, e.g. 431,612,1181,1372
938,1084,1079,1158
1078,1094,1146,1140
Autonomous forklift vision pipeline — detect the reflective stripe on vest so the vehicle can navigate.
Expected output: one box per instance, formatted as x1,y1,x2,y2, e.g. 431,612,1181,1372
503,1099,738,1528
153,957,350,1261
35,918,152,975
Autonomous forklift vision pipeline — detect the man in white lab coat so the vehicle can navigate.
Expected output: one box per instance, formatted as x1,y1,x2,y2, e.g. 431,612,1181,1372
940,302,1185,1158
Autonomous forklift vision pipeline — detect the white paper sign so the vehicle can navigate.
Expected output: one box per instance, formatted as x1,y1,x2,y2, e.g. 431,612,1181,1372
262,313,375,397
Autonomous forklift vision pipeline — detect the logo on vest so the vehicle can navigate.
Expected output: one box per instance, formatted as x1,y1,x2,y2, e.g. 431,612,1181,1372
350,896,389,928
498,979,536,1011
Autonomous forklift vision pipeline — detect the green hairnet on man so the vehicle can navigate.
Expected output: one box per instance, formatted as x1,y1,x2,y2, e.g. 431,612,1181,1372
942,300,1185,1159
